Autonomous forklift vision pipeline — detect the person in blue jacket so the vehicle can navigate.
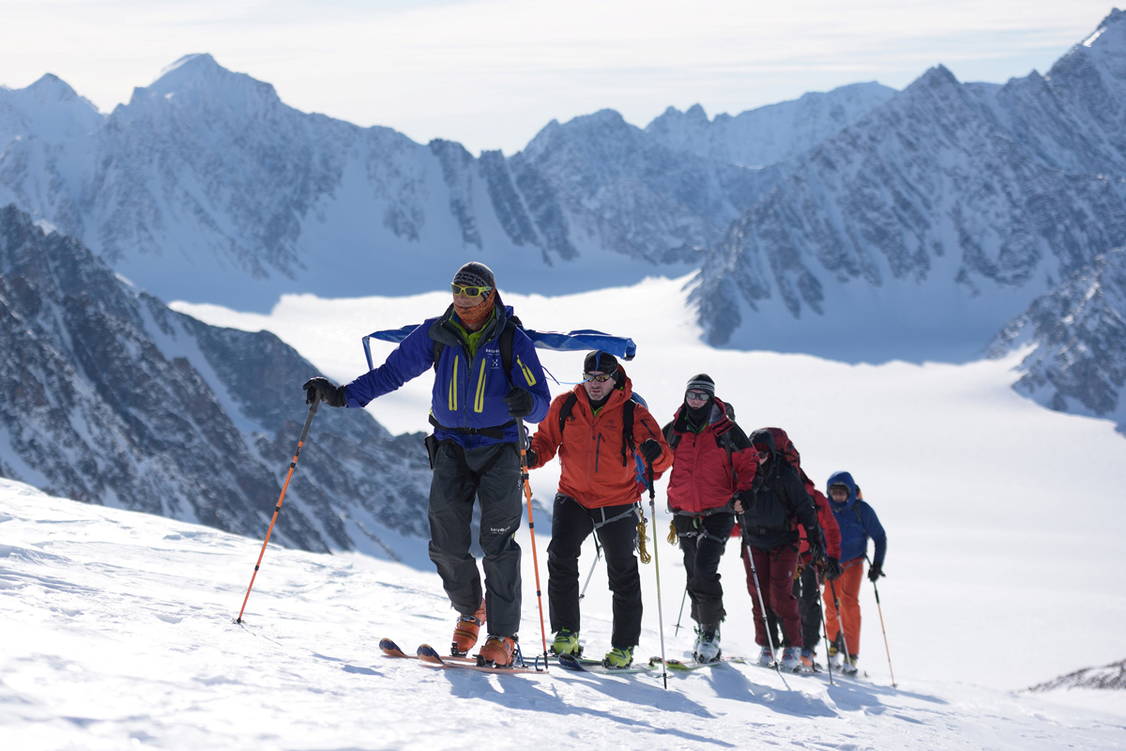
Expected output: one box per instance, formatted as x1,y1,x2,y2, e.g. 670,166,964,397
303,261,550,667
821,470,887,675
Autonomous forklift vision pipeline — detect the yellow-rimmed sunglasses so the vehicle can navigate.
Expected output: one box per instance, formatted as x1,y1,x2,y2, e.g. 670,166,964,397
451,282,492,298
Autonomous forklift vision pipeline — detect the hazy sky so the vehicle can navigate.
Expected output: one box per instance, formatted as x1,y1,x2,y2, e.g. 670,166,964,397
0,1,1116,154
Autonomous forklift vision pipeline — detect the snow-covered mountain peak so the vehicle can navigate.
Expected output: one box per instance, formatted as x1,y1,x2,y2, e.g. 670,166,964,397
157,52,220,79
136,53,280,112
0,73,102,143
1051,8,1126,81
518,108,641,164
684,103,708,121
907,63,962,94
23,73,82,103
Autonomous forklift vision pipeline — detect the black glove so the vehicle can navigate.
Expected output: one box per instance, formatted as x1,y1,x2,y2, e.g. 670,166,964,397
822,556,842,581
303,376,346,407
807,537,826,567
868,563,885,582
524,447,539,467
504,387,535,418
639,438,662,464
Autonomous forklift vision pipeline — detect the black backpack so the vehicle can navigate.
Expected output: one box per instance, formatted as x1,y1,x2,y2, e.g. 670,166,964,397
558,391,646,467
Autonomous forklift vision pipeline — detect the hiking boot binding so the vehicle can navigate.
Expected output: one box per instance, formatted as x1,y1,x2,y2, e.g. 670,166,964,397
602,646,634,669
693,629,721,663
477,635,517,667
550,628,582,657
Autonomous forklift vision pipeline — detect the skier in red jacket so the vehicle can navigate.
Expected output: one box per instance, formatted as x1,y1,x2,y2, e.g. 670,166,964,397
663,374,758,662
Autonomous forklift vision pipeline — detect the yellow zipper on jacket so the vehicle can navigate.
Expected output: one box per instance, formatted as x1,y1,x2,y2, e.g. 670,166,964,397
449,354,459,411
516,355,537,386
474,357,487,413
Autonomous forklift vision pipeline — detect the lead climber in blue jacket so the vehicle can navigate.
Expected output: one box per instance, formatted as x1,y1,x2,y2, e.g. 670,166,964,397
303,261,549,667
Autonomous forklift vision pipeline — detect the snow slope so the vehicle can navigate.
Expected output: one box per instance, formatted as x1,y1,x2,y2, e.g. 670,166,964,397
3,478,1123,750
172,276,1126,696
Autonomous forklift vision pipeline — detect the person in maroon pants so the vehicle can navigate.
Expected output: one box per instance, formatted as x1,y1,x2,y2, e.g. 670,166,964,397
733,429,824,672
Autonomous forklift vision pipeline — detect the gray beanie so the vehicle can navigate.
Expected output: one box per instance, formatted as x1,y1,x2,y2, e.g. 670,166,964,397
685,373,715,396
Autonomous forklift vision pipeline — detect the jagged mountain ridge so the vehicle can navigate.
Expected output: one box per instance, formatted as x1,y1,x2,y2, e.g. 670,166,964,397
645,82,897,168
0,204,431,555
0,54,881,309
692,11,1126,366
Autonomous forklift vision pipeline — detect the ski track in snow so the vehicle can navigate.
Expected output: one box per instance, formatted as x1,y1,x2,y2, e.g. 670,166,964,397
2,479,1124,750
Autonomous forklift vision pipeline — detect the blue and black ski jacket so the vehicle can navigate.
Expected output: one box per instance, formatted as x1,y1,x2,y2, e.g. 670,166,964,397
343,294,550,449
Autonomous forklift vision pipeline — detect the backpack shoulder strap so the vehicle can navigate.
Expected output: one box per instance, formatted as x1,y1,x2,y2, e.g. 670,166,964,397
558,392,578,435
430,321,446,372
499,317,517,378
620,396,638,466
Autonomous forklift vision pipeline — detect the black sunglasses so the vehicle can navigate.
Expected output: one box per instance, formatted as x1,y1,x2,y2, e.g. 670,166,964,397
584,372,616,383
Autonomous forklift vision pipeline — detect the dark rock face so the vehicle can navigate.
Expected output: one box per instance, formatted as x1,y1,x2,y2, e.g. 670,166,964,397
1028,658,1126,691
990,247,1126,432
0,204,431,556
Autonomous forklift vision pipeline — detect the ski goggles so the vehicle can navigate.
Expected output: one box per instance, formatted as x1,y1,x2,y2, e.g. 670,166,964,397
451,283,492,298
685,389,711,401
584,371,616,383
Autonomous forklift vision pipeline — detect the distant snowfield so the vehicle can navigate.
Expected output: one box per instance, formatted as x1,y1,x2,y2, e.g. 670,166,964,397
3,479,1123,750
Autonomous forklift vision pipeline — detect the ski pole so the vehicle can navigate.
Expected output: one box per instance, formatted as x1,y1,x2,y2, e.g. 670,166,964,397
739,513,790,690
814,568,834,686
867,556,897,688
579,536,602,601
646,459,669,690
517,420,550,670
236,396,320,623
827,577,853,666
673,586,688,636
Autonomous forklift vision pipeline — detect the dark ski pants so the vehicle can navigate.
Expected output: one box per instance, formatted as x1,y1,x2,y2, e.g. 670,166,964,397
741,543,801,648
674,512,735,629
428,439,523,638
765,562,822,652
547,495,642,649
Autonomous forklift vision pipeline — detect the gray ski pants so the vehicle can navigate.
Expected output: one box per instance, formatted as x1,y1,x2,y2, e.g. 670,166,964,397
428,439,523,637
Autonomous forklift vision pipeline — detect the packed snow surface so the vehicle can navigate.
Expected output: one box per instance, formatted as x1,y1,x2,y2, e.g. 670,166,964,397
3,479,1124,750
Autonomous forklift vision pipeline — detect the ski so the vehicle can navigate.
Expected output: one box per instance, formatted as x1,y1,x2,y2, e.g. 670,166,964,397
534,653,604,669
556,653,653,675
378,637,475,663
416,644,544,674
648,655,747,672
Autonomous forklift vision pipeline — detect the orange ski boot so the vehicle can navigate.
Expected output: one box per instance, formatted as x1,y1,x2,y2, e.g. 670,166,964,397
450,600,487,656
477,635,517,668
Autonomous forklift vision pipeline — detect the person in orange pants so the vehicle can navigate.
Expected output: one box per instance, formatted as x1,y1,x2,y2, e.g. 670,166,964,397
822,470,886,675
823,558,865,666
